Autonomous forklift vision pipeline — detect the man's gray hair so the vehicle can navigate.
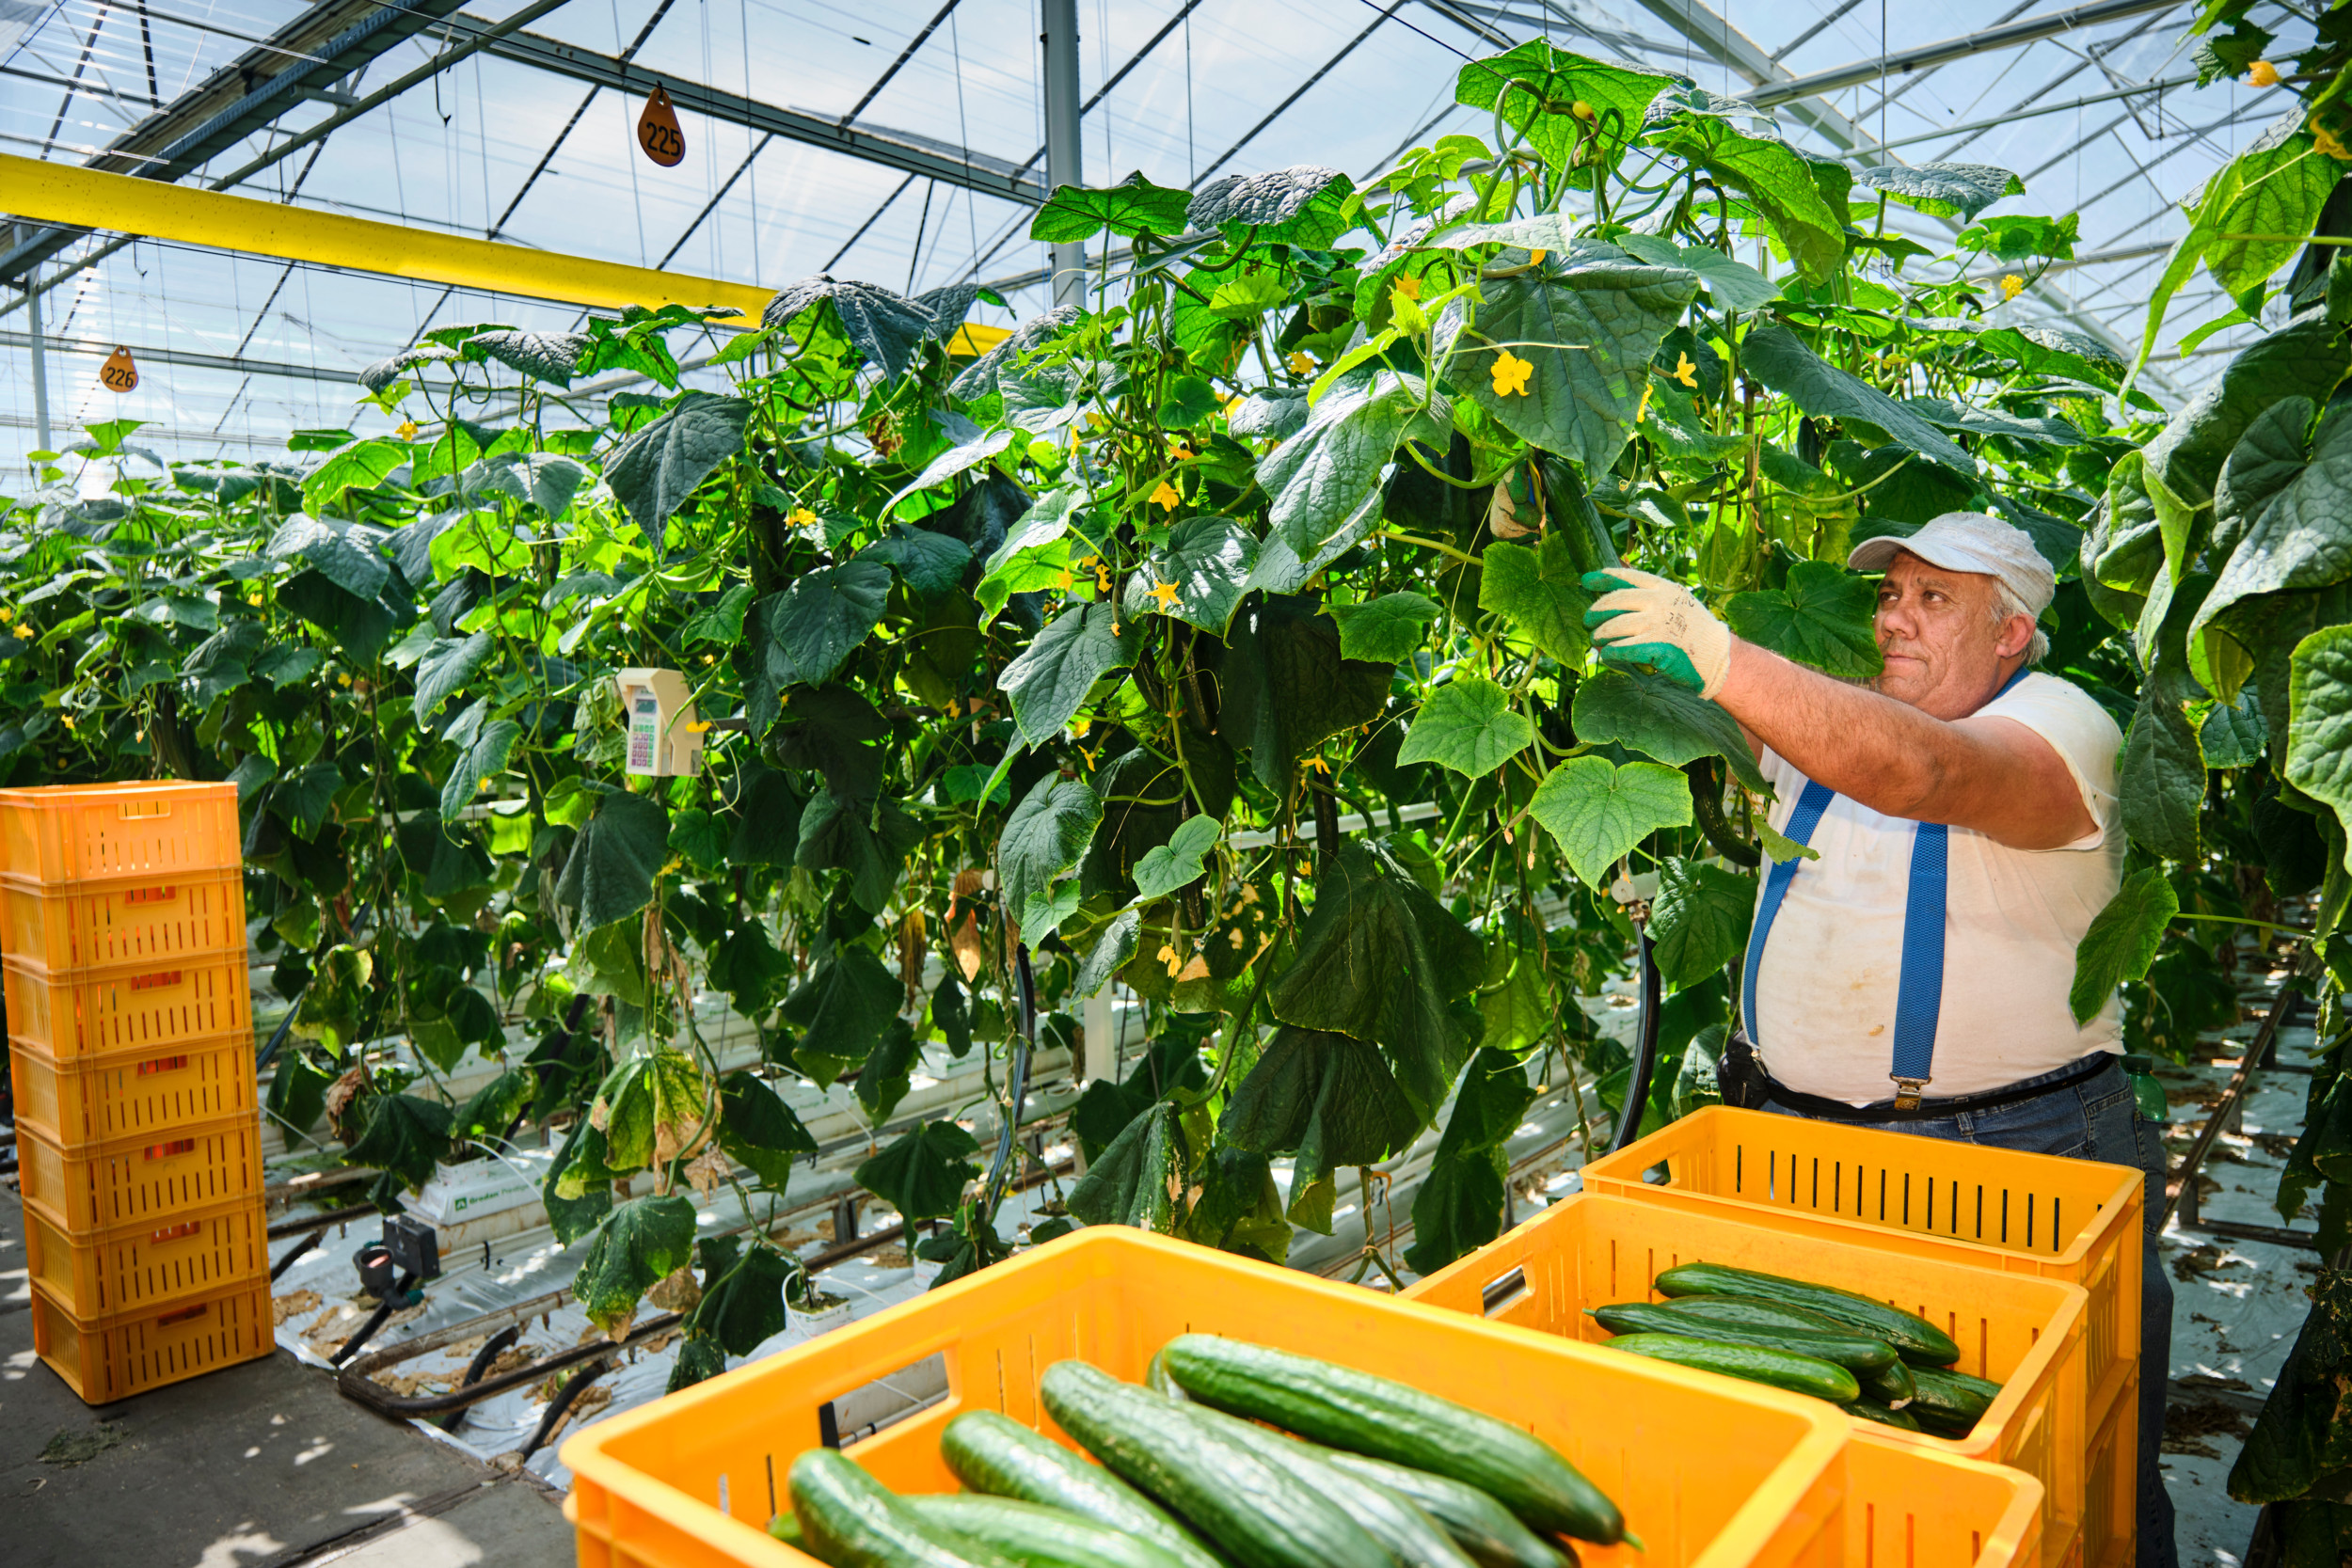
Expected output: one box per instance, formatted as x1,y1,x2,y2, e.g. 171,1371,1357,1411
1992,580,2049,666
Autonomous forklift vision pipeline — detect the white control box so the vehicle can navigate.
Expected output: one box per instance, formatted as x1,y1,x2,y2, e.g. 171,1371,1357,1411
615,667,706,777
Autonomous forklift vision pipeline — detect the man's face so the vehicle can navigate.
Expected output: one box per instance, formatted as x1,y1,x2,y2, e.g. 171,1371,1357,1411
1872,552,2030,718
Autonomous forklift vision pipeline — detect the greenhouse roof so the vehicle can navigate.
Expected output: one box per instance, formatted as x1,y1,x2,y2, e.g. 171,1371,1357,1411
0,0,2317,469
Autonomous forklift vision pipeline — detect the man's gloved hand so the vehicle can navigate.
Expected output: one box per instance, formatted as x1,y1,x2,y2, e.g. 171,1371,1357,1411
1580,568,1732,698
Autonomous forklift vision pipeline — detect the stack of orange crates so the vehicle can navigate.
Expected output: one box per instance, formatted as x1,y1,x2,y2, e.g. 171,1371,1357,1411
3,782,272,1402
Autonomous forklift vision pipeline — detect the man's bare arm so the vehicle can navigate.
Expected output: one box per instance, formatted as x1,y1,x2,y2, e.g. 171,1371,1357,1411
1714,642,2094,849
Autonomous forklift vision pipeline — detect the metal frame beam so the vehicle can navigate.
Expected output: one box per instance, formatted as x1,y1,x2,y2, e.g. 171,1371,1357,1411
1613,0,1878,152
1741,0,2188,109
444,15,1048,207
0,325,368,383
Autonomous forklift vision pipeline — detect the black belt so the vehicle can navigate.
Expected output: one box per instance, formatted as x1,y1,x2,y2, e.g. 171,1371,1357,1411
1758,1053,2118,1123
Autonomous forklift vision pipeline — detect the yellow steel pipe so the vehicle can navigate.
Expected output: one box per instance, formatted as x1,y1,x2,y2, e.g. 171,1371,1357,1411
0,153,1011,355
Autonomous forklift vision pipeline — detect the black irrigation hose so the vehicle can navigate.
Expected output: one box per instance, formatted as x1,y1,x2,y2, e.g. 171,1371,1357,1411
331,1269,419,1367
981,942,1037,1218
271,1227,329,1282
438,1325,522,1432
516,1354,612,1463
1611,930,1663,1154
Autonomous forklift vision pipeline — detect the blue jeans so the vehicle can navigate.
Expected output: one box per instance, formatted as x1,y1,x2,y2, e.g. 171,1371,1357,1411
1762,1056,2177,1568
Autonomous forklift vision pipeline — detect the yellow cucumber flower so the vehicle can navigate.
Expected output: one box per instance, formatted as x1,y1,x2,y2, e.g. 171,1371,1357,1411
2316,123,2351,162
1394,275,1422,299
394,420,419,441
1148,578,1181,610
2249,59,2280,87
1285,351,1315,375
1490,349,1534,397
1672,353,1698,388
2000,274,2026,301
1635,383,1654,423
1150,479,1181,511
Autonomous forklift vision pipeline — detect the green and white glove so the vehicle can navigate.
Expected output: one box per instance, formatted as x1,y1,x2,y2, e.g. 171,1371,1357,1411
1580,568,1732,698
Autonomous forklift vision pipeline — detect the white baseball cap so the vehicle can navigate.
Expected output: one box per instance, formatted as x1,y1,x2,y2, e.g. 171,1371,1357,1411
1847,512,2055,617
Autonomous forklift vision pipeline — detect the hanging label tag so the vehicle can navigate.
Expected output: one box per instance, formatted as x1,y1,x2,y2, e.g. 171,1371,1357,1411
637,86,684,167
100,345,138,393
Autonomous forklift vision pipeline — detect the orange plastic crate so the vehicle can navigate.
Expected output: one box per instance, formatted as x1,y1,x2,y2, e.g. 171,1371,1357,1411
1404,1192,2089,1559
0,782,241,886
563,1227,1856,1568
2070,1370,2138,1568
16,1111,264,1234
29,1274,272,1404
0,866,246,973
4,953,252,1059
24,1195,268,1317
1581,1106,2146,1422
1848,1430,2044,1568
9,1036,256,1151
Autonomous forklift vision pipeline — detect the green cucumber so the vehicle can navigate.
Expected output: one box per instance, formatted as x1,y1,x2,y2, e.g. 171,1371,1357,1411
1160,1333,1625,1545
907,1496,1196,1568
787,1449,1022,1568
1655,1294,1865,1336
1652,1263,1961,1367
1040,1360,1390,1568
1146,1350,1189,1401
1858,1357,1915,1408
1599,1332,1861,1404
940,1409,1220,1568
1840,1402,1924,1433
769,1511,805,1545
1907,1368,2003,1437
1588,1301,1898,1373
1179,1402,1480,1568
1318,1449,1578,1568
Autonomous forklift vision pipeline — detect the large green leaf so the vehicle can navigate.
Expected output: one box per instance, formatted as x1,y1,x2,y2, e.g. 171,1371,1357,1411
1330,592,1439,665
1224,1026,1421,1230
1133,816,1219,902
854,1120,981,1223
1187,166,1355,245
683,1235,792,1357
592,1048,713,1172
763,275,937,382
1724,560,1883,678
1218,594,1391,792
1741,325,1974,477
2289,626,2352,869
770,685,889,805
465,328,592,387
2120,671,2206,862
414,631,494,727
1643,91,1849,284
1479,531,1594,664
1397,676,1534,778
1259,367,1441,562
1528,756,1693,886
2071,867,2178,1025
1454,40,1674,169
604,393,752,550
2195,403,2352,650
1066,1101,1184,1230
1440,261,1696,475
795,787,919,912
780,946,901,1085
1122,516,1258,636
1000,776,1103,930
300,438,405,517
573,1195,697,1337
1650,860,1756,990
1031,170,1192,242
761,562,893,689
1000,601,1138,746
1266,841,1484,1122
1615,235,1783,312
1857,162,2023,222
860,527,972,598
1403,1048,1539,1275
344,1092,454,1190
717,1070,817,1188
268,515,390,599
1570,665,1766,792
556,787,669,928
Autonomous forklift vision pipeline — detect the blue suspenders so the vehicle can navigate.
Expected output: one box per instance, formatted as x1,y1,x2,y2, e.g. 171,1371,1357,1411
1739,670,2029,1110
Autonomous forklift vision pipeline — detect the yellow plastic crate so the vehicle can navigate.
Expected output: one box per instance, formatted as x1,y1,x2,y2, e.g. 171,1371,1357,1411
1581,1106,2145,1420
9,1036,255,1152
0,866,246,973
16,1110,264,1234
0,781,241,886
4,953,252,1059
563,1227,1855,1568
2070,1370,2139,1568
23,1195,267,1318
1404,1192,2089,1559
1849,1430,2044,1568
29,1274,272,1404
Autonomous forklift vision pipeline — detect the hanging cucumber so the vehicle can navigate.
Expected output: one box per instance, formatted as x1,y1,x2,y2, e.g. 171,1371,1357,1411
1651,1263,1961,1367
905,1497,1198,1568
940,1410,1220,1568
1158,1334,1629,1545
1041,1360,1391,1568
1598,1332,1860,1403
787,1449,1023,1568
1588,1301,1897,1372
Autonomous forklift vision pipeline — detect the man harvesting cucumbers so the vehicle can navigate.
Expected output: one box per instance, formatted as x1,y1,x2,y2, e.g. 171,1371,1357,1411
1585,511,2174,1568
